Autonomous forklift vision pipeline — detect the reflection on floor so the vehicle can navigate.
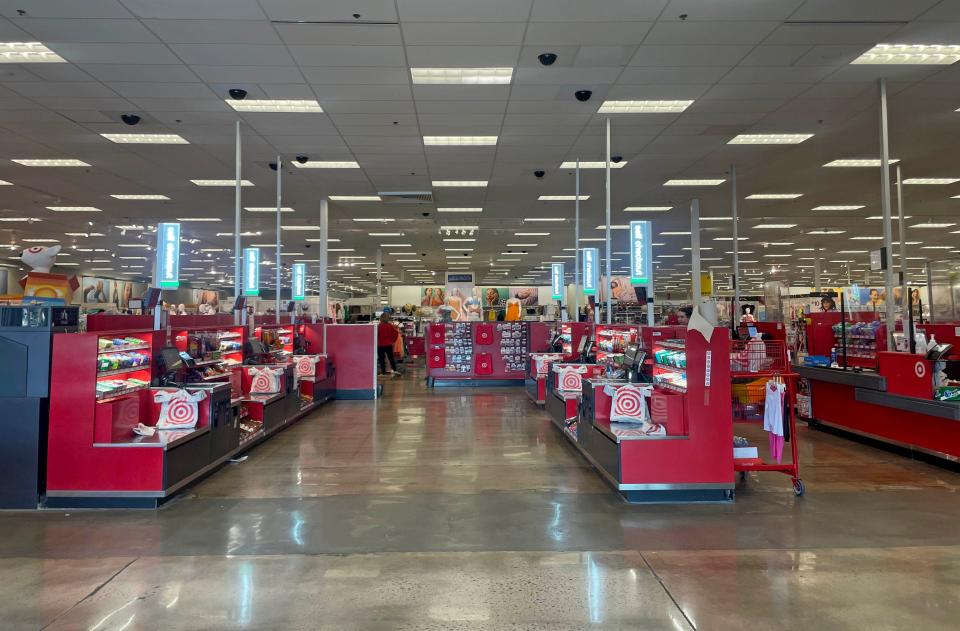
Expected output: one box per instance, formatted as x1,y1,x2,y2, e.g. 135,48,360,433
2,362,959,629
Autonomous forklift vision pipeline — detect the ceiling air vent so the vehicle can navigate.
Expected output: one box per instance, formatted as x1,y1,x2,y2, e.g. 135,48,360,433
378,191,434,204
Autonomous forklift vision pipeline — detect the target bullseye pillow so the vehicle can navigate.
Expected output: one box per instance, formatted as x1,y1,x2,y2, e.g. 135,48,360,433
249,366,283,394
154,389,207,430
556,365,588,392
295,355,319,378
610,384,652,424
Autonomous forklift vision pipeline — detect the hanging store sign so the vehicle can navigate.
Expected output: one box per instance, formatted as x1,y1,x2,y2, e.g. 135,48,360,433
583,247,599,295
629,220,652,286
551,262,564,300
156,222,180,288
243,248,260,296
292,263,306,301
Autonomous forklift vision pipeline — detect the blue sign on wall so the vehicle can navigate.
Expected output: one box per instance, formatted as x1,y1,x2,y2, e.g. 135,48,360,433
243,248,260,296
156,222,180,288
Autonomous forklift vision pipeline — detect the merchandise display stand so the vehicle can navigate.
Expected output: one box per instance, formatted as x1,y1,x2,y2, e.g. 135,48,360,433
525,352,565,406
559,322,594,361
325,323,378,399
256,322,295,356
554,327,735,503
426,321,538,387
545,362,604,429
171,318,246,381
595,324,639,364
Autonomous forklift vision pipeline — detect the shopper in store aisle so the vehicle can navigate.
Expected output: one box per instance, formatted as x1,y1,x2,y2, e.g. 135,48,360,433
377,311,400,377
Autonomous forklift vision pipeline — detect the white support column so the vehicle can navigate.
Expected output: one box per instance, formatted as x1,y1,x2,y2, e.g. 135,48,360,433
319,200,329,351
814,248,822,293
275,156,282,324
691,198,702,309
878,79,896,350
731,165,740,314
604,118,612,324
233,121,242,301
574,158,580,321
896,165,908,319
376,248,382,307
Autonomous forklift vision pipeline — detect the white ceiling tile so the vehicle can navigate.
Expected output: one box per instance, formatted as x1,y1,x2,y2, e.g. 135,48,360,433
701,83,812,99
513,67,622,86
315,85,413,100
0,1,132,18
687,98,788,114
401,21,527,45
643,21,780,45
80,64,199,83
300,67,409,85
32,96,136,110
18,64,95,82
884,20,960,44
629,45,752,67
606,84,709,100
170,44,295,66
789,0,939,21
822,65,942,83
275,23,402,46
405,46,521,67
505,100,593,114
191,66,306,84
792,45,868,67
259,84,316,99
258,0,398,22
8,81,117,98
531,0,667,21
145,19,283,45
738,45,812,67
16,18,157,42
417,100,506,114
328,113,418,126
321,100,415,114
573,46,638,67
662,0,805,20
107,82,220,99
290,45,405,67
525,21,652,45
763,23,902,45
720,66,836,83
617,66,730,84
412,85,511,101
121,0,266,19
399,0,533,22
127,98,231,112
46,43,182,64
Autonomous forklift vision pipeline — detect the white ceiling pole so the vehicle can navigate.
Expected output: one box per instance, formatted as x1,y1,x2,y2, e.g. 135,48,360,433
731,164,740,317
233,121,242,301
275,155,282,325
319,199,329,352
895,165,908,320
604,118,612,325
814,248,822,293
691,198,701,309
376,248,382,307
878,79,896,351
574,157,580,321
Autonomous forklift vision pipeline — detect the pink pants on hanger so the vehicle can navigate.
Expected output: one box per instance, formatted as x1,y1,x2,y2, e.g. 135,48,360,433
768,433,785,464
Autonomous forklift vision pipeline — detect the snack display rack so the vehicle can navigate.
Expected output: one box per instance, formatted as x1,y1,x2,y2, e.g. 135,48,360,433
172,323,246,382
426,322,553,387
256,322,294,356
554,326,735,503
832,320,887,369
558,322,594,360
595,325,639,364
95,332,154,400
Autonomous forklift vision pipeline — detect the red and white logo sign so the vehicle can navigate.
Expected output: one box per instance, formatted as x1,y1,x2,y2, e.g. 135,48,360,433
915,361,926,378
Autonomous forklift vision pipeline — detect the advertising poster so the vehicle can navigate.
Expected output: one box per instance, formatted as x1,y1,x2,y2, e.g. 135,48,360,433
192,289,220,313
602,276,646,303
81,277,148,310
420,286,446,307
510,287,539,307
482,286,509,307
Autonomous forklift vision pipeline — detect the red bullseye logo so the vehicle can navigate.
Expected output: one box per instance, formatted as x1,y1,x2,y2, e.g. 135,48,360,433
915,362,926,378
613,386,645,418
165,399,196,426
560,370,581,391
296,357,313,376
251,372,274,392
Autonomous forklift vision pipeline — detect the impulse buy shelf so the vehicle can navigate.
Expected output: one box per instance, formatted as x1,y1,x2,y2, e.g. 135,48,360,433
45,323,335,508
548,328,735,503
426,321,551,387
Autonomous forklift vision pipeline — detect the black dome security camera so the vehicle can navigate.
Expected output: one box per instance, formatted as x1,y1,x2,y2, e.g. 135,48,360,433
120,114,141,126
268,162,278,171
611,155,623,163
422,212,430,217
228,88,247,100
295,155,308,164
575,90,593,102
538,52,558,66
534,170,545,178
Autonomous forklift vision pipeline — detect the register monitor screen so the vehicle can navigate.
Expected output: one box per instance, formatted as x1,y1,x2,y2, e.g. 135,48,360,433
143,287,162,309
157,347,184,375
246,338,268,356
624,344,640,368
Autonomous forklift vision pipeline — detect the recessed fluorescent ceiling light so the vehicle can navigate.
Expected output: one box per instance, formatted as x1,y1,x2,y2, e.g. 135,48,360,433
411,67,512,84
246,207,295,213
0,42,65,63
538,195,589,201
329,195,380,201
507,243,537,247
101,133,187,144
812,205,866,211
729,134,813,145
867,215,911,219
437,208,482,213
47,206,100,212
903,177,960,185
432,180,487,187
754,223,796,229
515,232,549,236
191,179,253,186
281,225,320,231
624,206,672,212
595,224,629,230
524,218,565,222
664,179,725,186
111,194,169,200
560,161,626,169
292,161,359,169
808,229,846,234
423,136,497,146
13,159,89,167
176,217,221,222
700,217,732,221
660,231,691,236
746,193,803,200
597,100,692,113
823,159,900,167
851,236,884,240
911,221,956,228
851,44,960,65
921,246,953,250
353,218,395,222
226,99,322,112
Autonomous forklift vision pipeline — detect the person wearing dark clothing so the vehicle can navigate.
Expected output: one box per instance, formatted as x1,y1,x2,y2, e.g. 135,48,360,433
376,312,399,375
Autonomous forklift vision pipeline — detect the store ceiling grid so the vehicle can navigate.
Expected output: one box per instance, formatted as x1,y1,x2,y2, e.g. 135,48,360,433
0,0,959,290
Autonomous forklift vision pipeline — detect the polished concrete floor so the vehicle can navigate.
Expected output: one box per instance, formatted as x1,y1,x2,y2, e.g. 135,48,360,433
2,363,960,630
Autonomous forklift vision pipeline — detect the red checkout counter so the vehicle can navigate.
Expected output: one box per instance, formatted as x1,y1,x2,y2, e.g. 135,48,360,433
426,321,552,387
552,326,735,502
797,349,960,465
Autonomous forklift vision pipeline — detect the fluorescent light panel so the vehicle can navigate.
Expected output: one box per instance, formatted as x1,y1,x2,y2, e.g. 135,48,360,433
226,99,322,112
176,217,221,222
538,195,589,201
813,205,865,210
329,195,381,201
851,44,960,65
101,133,187,144
437,208,482,213
753,223,797,229
729,134,812,145
13,159,88,167
47,206,100,212
0,42,65,63
191,179,253,186
598,100,692,113
664,179,725,186
746,193,803,200
246,207,294,212
624,206,672,212
560,161,626,169
824,159,900,167
111,194,169,200
423,136,497,146
903,177,960,185
411,67,512,84
292,161,359,169
432,180,487,187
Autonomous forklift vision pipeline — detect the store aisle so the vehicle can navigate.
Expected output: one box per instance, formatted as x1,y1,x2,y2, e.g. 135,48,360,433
2,364,960,630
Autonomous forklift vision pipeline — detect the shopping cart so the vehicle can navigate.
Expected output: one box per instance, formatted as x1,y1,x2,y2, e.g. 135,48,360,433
730,339,804,496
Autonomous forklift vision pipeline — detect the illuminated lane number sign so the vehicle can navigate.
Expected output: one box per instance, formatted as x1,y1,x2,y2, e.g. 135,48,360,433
629,220,652,286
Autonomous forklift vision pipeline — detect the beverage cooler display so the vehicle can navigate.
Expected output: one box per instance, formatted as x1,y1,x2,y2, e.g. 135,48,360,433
427,322,551,386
